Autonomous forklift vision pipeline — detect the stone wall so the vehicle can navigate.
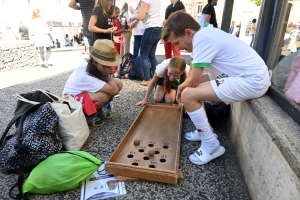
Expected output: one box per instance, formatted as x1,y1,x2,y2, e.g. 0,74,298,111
0,41,39,71
228,95,300,199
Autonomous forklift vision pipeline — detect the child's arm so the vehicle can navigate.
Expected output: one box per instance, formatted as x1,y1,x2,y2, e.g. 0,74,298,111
99,75,119,97
135,75,160,106
113,28,124,35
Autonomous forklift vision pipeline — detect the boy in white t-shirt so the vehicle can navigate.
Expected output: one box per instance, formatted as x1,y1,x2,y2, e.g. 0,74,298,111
162,11,270,165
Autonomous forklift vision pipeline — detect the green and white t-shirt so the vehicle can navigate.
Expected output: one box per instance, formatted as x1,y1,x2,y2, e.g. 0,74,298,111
191,25,270,89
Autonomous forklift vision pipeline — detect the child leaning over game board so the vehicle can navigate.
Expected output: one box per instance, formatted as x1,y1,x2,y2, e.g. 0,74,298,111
135,57,189,106
63,39,123,126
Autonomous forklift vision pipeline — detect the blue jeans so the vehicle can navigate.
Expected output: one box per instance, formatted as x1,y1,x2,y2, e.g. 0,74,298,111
250,34,255,47
133,35,143,59
83,29,93,46
140,27,162,81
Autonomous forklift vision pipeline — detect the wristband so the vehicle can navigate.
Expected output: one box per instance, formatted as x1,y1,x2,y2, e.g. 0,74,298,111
104,29,107,34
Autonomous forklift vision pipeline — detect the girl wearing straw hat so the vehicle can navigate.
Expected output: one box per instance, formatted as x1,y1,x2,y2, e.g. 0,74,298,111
63,39,123,126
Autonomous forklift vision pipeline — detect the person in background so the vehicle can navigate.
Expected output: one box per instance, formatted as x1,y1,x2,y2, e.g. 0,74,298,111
250,18,257,47
89,0,116,43
79,28,84,45
163,0,185,59
56,39,61,48
65,34,71,47
73,37,78,47
229,20,235,34
31,9,53,68
3,25,18,41
120,2,131,57
19,21,29,40
202,0,218,28
112,6,124,74
129,0,145,59
63,39,123,126
130,0,162,86
68,0,95,46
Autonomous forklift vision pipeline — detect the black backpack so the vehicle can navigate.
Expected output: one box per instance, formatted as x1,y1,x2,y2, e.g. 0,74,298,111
117,53,133,79
204,101,230,125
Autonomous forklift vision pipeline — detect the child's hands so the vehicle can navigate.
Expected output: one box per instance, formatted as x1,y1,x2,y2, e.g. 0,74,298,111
176,89,182,103
135,99,147,106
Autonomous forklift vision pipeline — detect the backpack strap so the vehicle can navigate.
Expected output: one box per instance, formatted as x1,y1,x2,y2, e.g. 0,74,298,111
9,103,44,200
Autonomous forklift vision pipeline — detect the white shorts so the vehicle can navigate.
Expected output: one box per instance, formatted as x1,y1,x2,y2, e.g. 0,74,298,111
210,77,269,104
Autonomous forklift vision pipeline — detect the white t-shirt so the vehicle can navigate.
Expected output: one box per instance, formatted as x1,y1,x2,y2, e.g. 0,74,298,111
251,22,257,34
191,26,270,89
130,14,145,36
155,59,190,77
142,0,161,28
63,60,106,95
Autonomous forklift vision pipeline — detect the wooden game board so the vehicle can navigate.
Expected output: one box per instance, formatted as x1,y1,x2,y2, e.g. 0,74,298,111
105,103,183,184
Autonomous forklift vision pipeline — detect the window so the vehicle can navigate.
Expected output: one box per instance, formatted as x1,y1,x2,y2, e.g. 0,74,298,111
264,0,300,125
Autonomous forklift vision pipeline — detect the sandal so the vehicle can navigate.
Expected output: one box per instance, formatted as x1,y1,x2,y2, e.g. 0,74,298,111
86,115,103,126
185,130,218,141
189,146,225,165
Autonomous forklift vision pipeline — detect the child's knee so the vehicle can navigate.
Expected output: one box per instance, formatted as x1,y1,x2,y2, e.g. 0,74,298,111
181,88,193,103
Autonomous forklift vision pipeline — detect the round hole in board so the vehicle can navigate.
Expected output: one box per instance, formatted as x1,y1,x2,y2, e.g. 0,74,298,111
149,165,156,168
163,145,169,149
148,144,154,147
132,162,138,166
160,158,166,163
155,151,160,154
138,149,144,152
143,156,149,160
127,154,134,158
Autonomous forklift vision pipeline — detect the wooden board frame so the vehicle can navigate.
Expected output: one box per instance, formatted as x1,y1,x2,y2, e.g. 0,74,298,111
105,103,183,184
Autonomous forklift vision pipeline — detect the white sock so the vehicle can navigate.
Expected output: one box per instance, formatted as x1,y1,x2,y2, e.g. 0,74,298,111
187,106,220,154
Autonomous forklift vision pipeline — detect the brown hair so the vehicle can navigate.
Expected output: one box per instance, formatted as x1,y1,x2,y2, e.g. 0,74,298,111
32,9,41,20
163,57,187,94
162,11,200,42
95,0,116,17
86,57,108,82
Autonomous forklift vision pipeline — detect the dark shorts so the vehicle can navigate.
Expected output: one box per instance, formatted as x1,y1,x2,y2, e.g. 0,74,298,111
156,78,176,90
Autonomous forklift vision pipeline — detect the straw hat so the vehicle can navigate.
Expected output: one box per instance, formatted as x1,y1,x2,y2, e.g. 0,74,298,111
89,39,121,67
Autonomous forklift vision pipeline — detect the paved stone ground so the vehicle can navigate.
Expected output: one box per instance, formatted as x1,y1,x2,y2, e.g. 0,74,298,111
0,64,250,199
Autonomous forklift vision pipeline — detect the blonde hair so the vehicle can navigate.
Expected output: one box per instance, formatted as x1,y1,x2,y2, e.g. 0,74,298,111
95,0,116,17
163,57,187,93
32,9,41,20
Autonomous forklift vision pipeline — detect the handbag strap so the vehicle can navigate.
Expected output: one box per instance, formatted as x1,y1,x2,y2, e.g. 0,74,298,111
9,103,44,200
0,114,22,149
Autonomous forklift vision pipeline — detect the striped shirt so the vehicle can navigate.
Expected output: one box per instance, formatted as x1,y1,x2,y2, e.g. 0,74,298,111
76,0,94,30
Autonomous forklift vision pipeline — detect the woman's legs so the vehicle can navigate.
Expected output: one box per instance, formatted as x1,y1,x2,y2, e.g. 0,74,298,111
250,34,255,47
45,46,51,62
140,27,162,81
39,47,45,61
171,43,181,57
121,31,130,57
133,35,142,59
149,40,159,78
164,42,172,59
